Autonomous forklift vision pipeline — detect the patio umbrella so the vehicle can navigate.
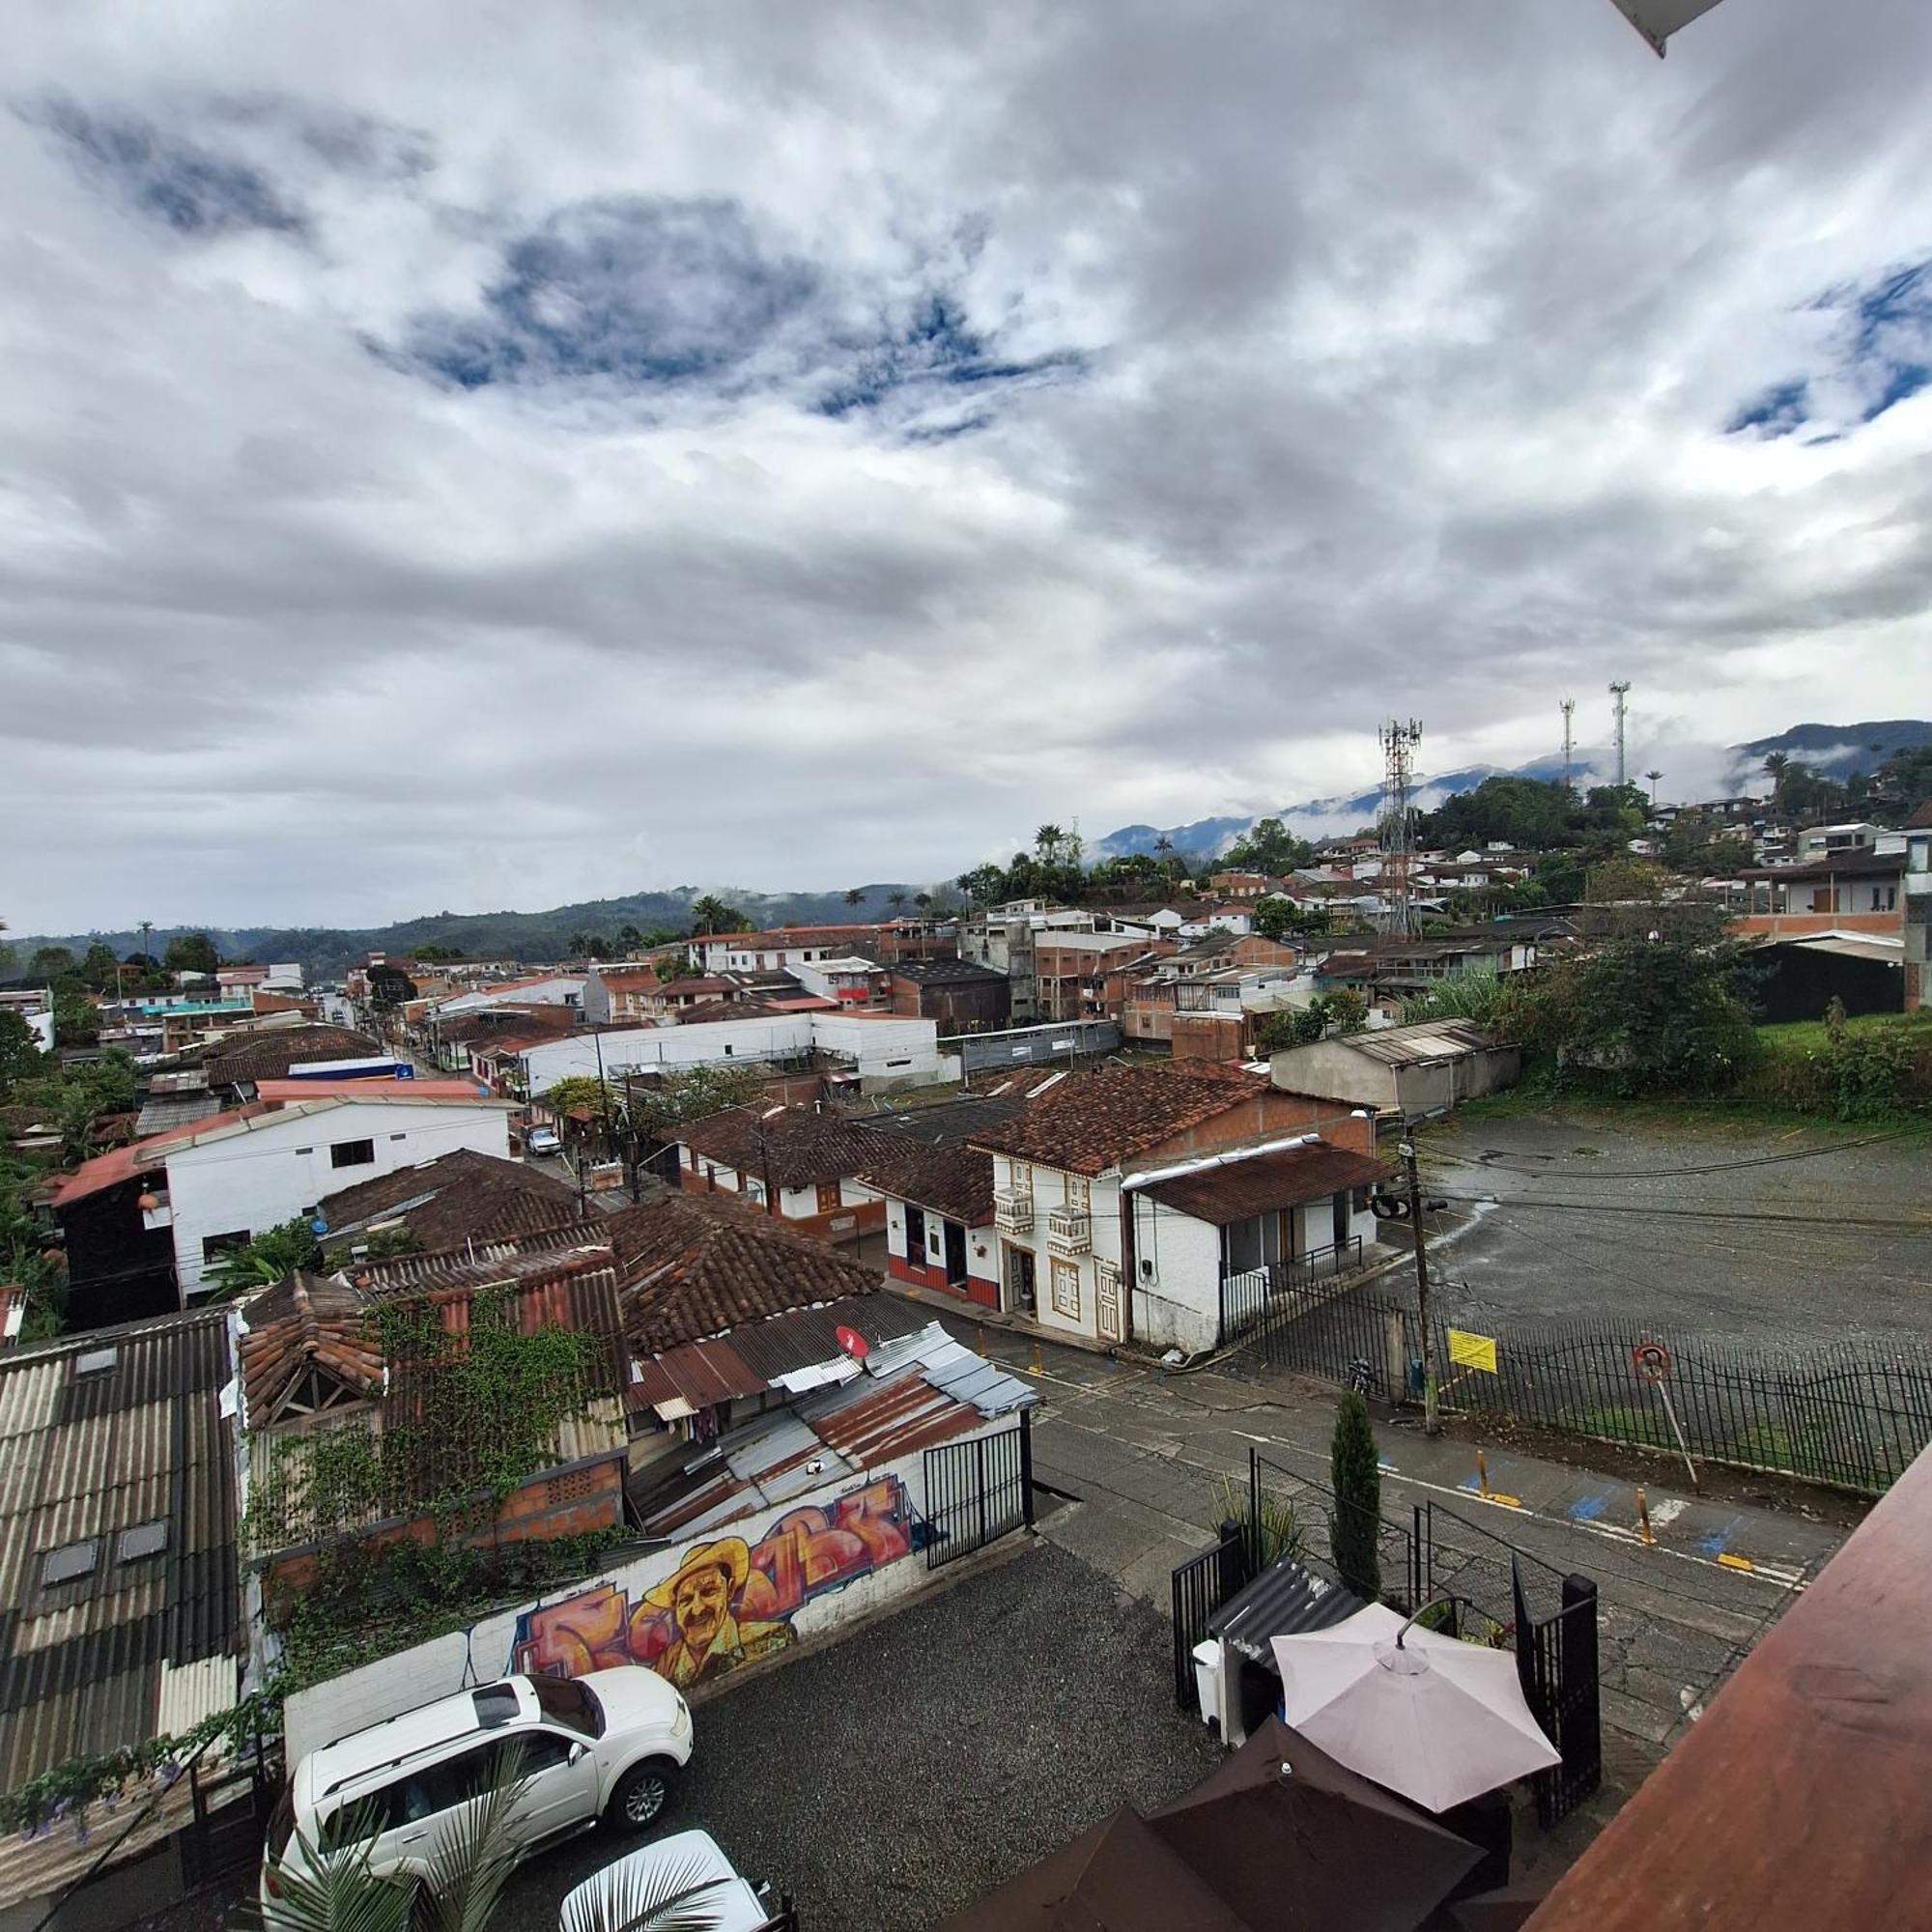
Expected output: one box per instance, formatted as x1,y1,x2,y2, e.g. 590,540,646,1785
1148,1718,1482,1932
1272,1604,1561,1814
1450,1883,1550,1930
933,1805,1250,1932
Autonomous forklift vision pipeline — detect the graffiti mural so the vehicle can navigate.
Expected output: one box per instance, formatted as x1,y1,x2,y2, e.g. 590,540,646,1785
513,1475,918,1689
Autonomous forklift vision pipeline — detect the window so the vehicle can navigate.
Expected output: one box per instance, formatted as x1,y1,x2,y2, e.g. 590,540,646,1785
202,1230,250,1263
531,1675,605,1739
904,1204,926,1261
1050,1257,1082,1321
1010,1161,1032,1194
329,1139,376,1169
1065,1174,1091,1212
41,1539,99,1587
504,1730,577,1775
816,1180,842,1215
117,1520,169,1563
73,1347,119,1378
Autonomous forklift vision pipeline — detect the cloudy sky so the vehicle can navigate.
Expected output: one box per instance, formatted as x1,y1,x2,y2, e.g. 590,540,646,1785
5,0,1931,932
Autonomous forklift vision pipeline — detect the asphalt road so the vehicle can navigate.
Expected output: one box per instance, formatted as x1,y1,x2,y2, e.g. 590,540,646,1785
1413,1110,1932,1352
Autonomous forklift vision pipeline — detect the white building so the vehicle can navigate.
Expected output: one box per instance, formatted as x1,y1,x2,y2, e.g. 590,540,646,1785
53,1087,515,1300
435,975,585,1016
514,1011,945,1094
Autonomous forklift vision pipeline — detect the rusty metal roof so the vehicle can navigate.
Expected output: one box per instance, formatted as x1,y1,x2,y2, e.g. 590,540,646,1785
0,1311,241,1788
1140,1143,1391,1225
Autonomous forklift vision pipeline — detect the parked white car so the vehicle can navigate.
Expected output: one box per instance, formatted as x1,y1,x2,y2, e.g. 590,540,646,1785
561,1830,786,1932
526,1125,564,1157
261,1669,693,1919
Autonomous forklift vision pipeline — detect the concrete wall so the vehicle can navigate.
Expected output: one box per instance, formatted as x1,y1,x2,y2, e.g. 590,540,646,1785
282,1427,1013,1765
167,1102,511,1295
1126,1206,1222,1354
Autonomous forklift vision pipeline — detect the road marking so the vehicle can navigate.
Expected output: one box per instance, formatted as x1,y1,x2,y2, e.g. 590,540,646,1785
1649,1496,1689,1529
1718,1552,1756,1573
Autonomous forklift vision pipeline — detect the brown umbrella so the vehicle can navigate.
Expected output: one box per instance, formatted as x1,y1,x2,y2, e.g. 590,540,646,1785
1148,1717,1483,1932
933,1805,1250,1932
1449,1883,1549,1930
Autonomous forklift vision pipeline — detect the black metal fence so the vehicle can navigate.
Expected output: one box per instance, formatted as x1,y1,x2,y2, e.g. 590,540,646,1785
923,1414,1033,1570
1248,1281,1932,1494
1169,1452,1603,1826
1171,1527,1250,1708
1215,1237,1368,1345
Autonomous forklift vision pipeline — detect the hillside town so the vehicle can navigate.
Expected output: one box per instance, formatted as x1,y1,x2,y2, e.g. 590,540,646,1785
1,747,1929,1930
7,0,1932,1926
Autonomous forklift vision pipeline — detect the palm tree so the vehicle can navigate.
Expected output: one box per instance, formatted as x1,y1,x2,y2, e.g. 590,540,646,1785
887,890,908,913
913,892,933,913
1035,823,1065,865
689,896,736,937
1645,769,1662,806
560,1847,736,1932
843,888,865,911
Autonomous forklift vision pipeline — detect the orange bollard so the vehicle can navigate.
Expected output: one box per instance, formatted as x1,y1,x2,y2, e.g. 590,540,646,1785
1636,1487,1656,1547
1030,1339,1044,1377
976,1325,987,1358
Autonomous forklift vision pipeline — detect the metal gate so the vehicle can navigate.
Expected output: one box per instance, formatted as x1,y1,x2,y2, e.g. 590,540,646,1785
923,1416,1032,1571
1514,1563,1604,1826
1169,1527,1250,1708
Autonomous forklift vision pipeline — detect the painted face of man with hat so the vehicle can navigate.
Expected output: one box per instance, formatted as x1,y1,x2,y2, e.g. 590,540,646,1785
639,1538,794,1689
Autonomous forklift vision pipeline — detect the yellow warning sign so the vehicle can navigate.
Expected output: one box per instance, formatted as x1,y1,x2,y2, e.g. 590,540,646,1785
1446,1328,1498,1375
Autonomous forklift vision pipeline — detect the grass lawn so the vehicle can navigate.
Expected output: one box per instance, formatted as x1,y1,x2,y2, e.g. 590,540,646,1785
1756,1008,1932,1055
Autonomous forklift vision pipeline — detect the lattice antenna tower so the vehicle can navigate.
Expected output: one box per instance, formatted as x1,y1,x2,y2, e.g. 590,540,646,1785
1378,718,1423,939
1609,681,1632,790
1560,697,1576,798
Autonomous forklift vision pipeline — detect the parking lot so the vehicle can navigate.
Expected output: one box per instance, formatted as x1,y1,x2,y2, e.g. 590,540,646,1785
1417,1110,1932,1352
491,1538,1219,1931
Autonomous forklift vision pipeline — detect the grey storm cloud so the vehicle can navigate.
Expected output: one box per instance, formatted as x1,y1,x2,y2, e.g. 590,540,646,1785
2,0,1931,932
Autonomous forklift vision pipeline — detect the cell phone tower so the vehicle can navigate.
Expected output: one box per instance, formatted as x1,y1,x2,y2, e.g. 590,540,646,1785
1378,718,1423,939
1560,697,1577,797
1609,681,1632,790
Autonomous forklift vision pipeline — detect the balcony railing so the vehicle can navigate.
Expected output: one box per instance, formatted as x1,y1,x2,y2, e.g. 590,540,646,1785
1046,1204,1092,1254
993,1187,1035,1235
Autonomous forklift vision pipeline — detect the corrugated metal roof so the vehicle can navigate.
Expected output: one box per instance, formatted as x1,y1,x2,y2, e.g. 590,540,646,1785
724,1292,930,1382
1142,1144,1392,1225
0,1311,240,1787
1296,1020,1498,1067
1209,1557,1366,1669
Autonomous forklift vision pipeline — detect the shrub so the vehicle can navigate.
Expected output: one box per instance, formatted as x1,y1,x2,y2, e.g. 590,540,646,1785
1330,1390,1382,1604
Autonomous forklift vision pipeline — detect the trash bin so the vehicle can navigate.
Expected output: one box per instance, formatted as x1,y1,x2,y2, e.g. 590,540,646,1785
1192,1639,1223,1726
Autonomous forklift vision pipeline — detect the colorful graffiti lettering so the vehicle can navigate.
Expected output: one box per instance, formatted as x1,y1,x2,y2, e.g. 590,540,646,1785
513,1475,917,1689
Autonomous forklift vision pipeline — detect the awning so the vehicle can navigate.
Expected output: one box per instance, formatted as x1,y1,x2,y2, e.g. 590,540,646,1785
1142,1145,1391,1225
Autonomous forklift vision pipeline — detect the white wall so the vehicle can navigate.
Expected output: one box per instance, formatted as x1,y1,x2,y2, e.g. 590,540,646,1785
526,1016,815,1086
167,1102,511,1295
805,1013,942,1083
281,1422,1012,1765
1127,1205,1222,1355
438,977,585,1015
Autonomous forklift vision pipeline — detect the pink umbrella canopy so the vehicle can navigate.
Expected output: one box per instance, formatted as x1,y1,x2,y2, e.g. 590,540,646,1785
1272,1604,1560,1814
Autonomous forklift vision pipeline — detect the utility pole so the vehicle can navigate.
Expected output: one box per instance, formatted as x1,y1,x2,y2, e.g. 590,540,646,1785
1609,681,1632,791
1560,697,1576,798
1400,1136,1440,1436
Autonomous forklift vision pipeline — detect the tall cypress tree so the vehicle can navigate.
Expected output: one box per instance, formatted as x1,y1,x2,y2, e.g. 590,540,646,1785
1330,1389,1382,1604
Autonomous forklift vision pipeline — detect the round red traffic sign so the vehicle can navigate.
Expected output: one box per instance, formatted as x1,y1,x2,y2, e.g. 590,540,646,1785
835,1325,870,1360
1633,1341,1671,1384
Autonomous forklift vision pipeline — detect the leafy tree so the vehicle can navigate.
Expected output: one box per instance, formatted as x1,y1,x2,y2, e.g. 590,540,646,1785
1330,1390,1382,1604
1414,777,1577,854
568,931,612,960
410,943,467,964
1520,937,1760,1096
163,932,220,977
365,964,417,1009
205,1216,325,1299
955,866,1008,907
626,1063,768,1144
0,1011,42,1094
688,896,746,936
29,946,75,980
615,923,643,952
50,979,100,1046
78,941,121,989
1221,816,1313,873
540,1075,616,1118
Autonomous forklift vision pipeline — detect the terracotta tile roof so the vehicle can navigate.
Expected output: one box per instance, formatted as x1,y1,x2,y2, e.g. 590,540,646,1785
344,1225,614,1297
1138,1142,1392,1224
201,1025,384,1085
238,1271,384,1422
603,1191,886,1354
675,1104,885,1190
853,1139,995,1226
51,1103,273,1205
674,998,788,1024
316,1149,582,1252
435,1007,580,1045
968,1063,1270,1177
1903,801,1932,830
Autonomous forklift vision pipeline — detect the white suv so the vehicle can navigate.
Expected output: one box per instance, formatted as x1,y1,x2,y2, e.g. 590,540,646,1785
262,1669,692,1916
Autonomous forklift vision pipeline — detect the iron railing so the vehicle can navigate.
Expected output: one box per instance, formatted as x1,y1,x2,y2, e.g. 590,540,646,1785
1246,1282,1932,1494
923,1415,1033,1571
1216,1236,1368,1346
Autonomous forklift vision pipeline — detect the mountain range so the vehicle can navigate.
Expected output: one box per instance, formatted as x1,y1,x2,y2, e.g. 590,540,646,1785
11,720,1926,981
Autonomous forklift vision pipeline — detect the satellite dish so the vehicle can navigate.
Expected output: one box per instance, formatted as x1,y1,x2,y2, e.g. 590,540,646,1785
835,1325,869,1361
